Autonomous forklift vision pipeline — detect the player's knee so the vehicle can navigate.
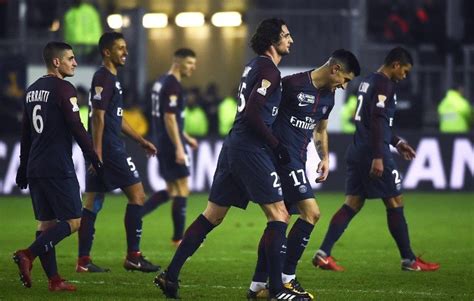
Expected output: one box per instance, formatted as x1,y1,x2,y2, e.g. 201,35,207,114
301,210,320,225
37,220,57,231
67,218,82,233
129,191,146,205
92,193,105,214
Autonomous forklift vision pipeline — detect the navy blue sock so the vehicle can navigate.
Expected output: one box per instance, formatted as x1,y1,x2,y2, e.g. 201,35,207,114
252,231,268,283
28,221,71,257
167,214,215,282
78,208,97,257
36,231,58,279
172,197,187,241
124,204,144,252
387,207,416,260
264,221,287,296
143,190,169,216
319,204,356,256
283,218,315,275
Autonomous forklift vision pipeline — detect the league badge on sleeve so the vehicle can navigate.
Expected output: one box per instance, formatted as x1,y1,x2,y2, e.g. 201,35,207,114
169,95,178,107
257,79,271,96
69,97,80,112
376,95,387,108
93,86,103,100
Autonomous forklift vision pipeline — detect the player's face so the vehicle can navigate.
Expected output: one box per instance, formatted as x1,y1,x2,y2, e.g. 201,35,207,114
328,65,354,92
392,63,412,82
56,49,77,78
274,25,293,56
109,38,128,67
179,56,197,78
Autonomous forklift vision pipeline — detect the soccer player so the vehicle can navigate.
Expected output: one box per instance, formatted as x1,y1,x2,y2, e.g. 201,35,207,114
143,48,199,247
313,47,440,272
154,18,311,300
76,32,160,273
247,49,360,299
13,41,103,291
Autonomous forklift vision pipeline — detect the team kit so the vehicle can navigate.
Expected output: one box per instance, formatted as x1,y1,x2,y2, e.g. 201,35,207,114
13,18,439,300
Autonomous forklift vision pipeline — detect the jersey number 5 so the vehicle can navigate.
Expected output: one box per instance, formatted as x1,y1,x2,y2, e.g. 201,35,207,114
237,82,247,112
32,104,44,133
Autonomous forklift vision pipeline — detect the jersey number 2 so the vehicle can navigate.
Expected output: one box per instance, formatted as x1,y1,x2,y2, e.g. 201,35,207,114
354,95,363,121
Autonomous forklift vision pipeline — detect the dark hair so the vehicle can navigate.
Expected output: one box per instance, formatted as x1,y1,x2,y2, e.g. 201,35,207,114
98,32,125,57
384,46,413,66
250,18,287,55
330,49,361,76
43,42,73,68
174,48,196,58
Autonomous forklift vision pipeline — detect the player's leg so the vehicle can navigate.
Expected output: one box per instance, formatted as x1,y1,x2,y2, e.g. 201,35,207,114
282,198,320,285
383,195,439,271
314,195,364,271
258,201,290,297
122,182,160,272
143,189,169,216
77,192,109,272
169,177,190,245
155,200,228,298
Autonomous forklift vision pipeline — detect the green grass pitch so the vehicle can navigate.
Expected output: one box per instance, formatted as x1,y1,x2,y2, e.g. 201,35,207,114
0,193,473,300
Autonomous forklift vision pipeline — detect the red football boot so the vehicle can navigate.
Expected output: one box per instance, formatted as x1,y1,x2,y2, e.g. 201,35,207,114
402,257,440,271
48,275,77,292
312,254,345,271
12,249,34,288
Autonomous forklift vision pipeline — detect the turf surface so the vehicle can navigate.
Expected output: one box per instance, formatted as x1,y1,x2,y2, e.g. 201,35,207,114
0,193,472,300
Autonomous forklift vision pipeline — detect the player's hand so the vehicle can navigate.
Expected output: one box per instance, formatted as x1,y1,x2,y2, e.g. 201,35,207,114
186,136,199,150
175,147,187,165
370,158,384,178
16,164,28,190
273,143,291,165
315,159,329,183
396,141,416,161
141,139,158,157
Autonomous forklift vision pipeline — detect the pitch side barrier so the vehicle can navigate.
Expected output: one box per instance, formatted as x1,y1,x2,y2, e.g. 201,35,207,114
0,133,472,195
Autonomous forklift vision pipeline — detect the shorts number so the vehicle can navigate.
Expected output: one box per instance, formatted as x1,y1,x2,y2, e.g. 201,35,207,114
354,95,363,121
392,169,401,184
32,104,44,133
127,157,136,171
270,171,281,188
237,82,247,112
289,169,307,186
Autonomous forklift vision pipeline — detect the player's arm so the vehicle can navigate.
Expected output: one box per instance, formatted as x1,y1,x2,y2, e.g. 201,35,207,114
60,85,102,172
244,66,289,164
164,112,186,164
121,119,157,157
183,132,198,150
390,134,416,160
16,109,31,189
313,119,329,183
369,81,390,178
90,108,105,161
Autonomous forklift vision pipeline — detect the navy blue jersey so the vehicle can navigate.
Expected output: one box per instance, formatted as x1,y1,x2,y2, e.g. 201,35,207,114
21,75,97,178
89,66,124,151
227,56,282,152
353,72,397,158
273,71,334,162
150,74,185,149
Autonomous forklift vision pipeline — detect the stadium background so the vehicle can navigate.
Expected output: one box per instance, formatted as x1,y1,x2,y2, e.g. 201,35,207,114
0,0,472,300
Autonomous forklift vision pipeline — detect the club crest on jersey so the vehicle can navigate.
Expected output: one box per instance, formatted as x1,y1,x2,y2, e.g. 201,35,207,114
257,79,271,96
169,95,178,107
376,94,387,108
297,92,315,107
115,81,122,94
93,86,103,100
69,97,79,112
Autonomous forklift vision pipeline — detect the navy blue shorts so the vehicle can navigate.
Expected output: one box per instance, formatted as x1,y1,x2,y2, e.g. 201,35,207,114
86,149,141,192
157,149,190,182
29,177,82,221
277,158,315,215
209,144,283,209
345,145,402,199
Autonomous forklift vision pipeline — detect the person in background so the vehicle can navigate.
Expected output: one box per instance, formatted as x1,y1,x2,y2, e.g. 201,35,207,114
184,87,208,137
438,84,472,133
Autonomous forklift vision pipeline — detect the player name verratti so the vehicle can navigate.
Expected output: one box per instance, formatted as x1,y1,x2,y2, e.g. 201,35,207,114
26,90,50,103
